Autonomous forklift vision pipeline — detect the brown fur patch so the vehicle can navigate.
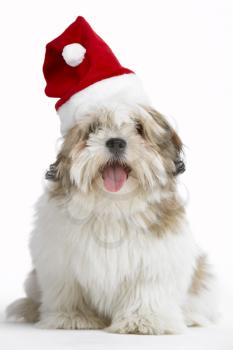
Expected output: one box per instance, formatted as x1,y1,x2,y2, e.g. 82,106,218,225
189,255,213,295
49,124,86,198
148,108,183,160
134,107,184,177
139,194,185,237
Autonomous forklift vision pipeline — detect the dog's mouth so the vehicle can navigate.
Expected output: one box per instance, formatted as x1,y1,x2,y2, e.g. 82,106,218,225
101,162,131,192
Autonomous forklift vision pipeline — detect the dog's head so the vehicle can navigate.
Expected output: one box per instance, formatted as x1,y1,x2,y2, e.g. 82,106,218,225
47,106,185,198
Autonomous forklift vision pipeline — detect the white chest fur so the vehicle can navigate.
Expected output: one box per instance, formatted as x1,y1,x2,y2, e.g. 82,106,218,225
31,192,197,318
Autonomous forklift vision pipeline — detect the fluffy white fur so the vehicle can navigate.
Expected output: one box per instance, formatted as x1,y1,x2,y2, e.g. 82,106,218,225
7,106,218,334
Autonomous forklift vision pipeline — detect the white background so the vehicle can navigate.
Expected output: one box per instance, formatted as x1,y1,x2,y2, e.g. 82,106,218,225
0,0,233,349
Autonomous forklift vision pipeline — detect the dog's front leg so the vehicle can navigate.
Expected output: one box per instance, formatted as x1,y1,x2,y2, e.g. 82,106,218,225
37,274,106,330
106,278,186,335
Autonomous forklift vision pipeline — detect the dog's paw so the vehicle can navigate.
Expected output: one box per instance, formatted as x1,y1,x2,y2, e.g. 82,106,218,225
184,311,220,327
6,298,40,323
37,311,106,330
106,315,159,335
106,314,186,335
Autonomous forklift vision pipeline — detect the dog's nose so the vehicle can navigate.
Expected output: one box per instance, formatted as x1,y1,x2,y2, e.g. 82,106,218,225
106,138,127,154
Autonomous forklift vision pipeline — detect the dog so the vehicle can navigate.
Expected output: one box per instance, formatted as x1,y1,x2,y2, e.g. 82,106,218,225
7,105,218,334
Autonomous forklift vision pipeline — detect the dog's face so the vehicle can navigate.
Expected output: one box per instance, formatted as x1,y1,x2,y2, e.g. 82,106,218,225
50,106,184,197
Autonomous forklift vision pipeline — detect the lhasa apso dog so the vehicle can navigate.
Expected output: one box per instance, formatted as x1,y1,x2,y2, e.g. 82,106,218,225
7,106,218,334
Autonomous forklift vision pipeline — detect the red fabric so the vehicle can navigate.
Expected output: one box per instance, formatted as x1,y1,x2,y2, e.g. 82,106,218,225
43,16,133,110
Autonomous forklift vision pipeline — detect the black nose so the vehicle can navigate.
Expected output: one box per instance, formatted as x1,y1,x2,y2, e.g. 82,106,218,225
106,138,127,154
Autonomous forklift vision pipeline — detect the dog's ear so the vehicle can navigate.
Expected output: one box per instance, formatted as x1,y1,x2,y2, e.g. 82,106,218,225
45,153,73,199
45,124,86,195
170,130,185,176
45,154,71,184
45,162,58,181
141,108,185,176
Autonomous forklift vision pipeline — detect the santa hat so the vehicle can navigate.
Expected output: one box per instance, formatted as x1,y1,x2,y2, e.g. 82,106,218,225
43,16,149,135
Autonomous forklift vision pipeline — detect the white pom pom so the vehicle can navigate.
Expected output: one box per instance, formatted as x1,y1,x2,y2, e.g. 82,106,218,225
62,43,86,67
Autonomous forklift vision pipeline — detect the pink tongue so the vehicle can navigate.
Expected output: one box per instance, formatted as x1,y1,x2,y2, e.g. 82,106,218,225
102,165,127,192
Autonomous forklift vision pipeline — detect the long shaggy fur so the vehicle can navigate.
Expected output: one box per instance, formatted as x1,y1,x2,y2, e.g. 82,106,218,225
6,105,218,334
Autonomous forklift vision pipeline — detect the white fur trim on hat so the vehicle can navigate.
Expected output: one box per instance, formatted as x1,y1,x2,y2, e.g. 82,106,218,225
62,43,86,67
57,73,150,135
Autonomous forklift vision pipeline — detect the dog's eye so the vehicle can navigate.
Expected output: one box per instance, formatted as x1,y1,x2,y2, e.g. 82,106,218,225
135,121,144,136
88,124,95,134
88,122,102,135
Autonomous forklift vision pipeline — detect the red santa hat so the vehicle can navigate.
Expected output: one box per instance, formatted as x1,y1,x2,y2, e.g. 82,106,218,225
43,16,149,134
